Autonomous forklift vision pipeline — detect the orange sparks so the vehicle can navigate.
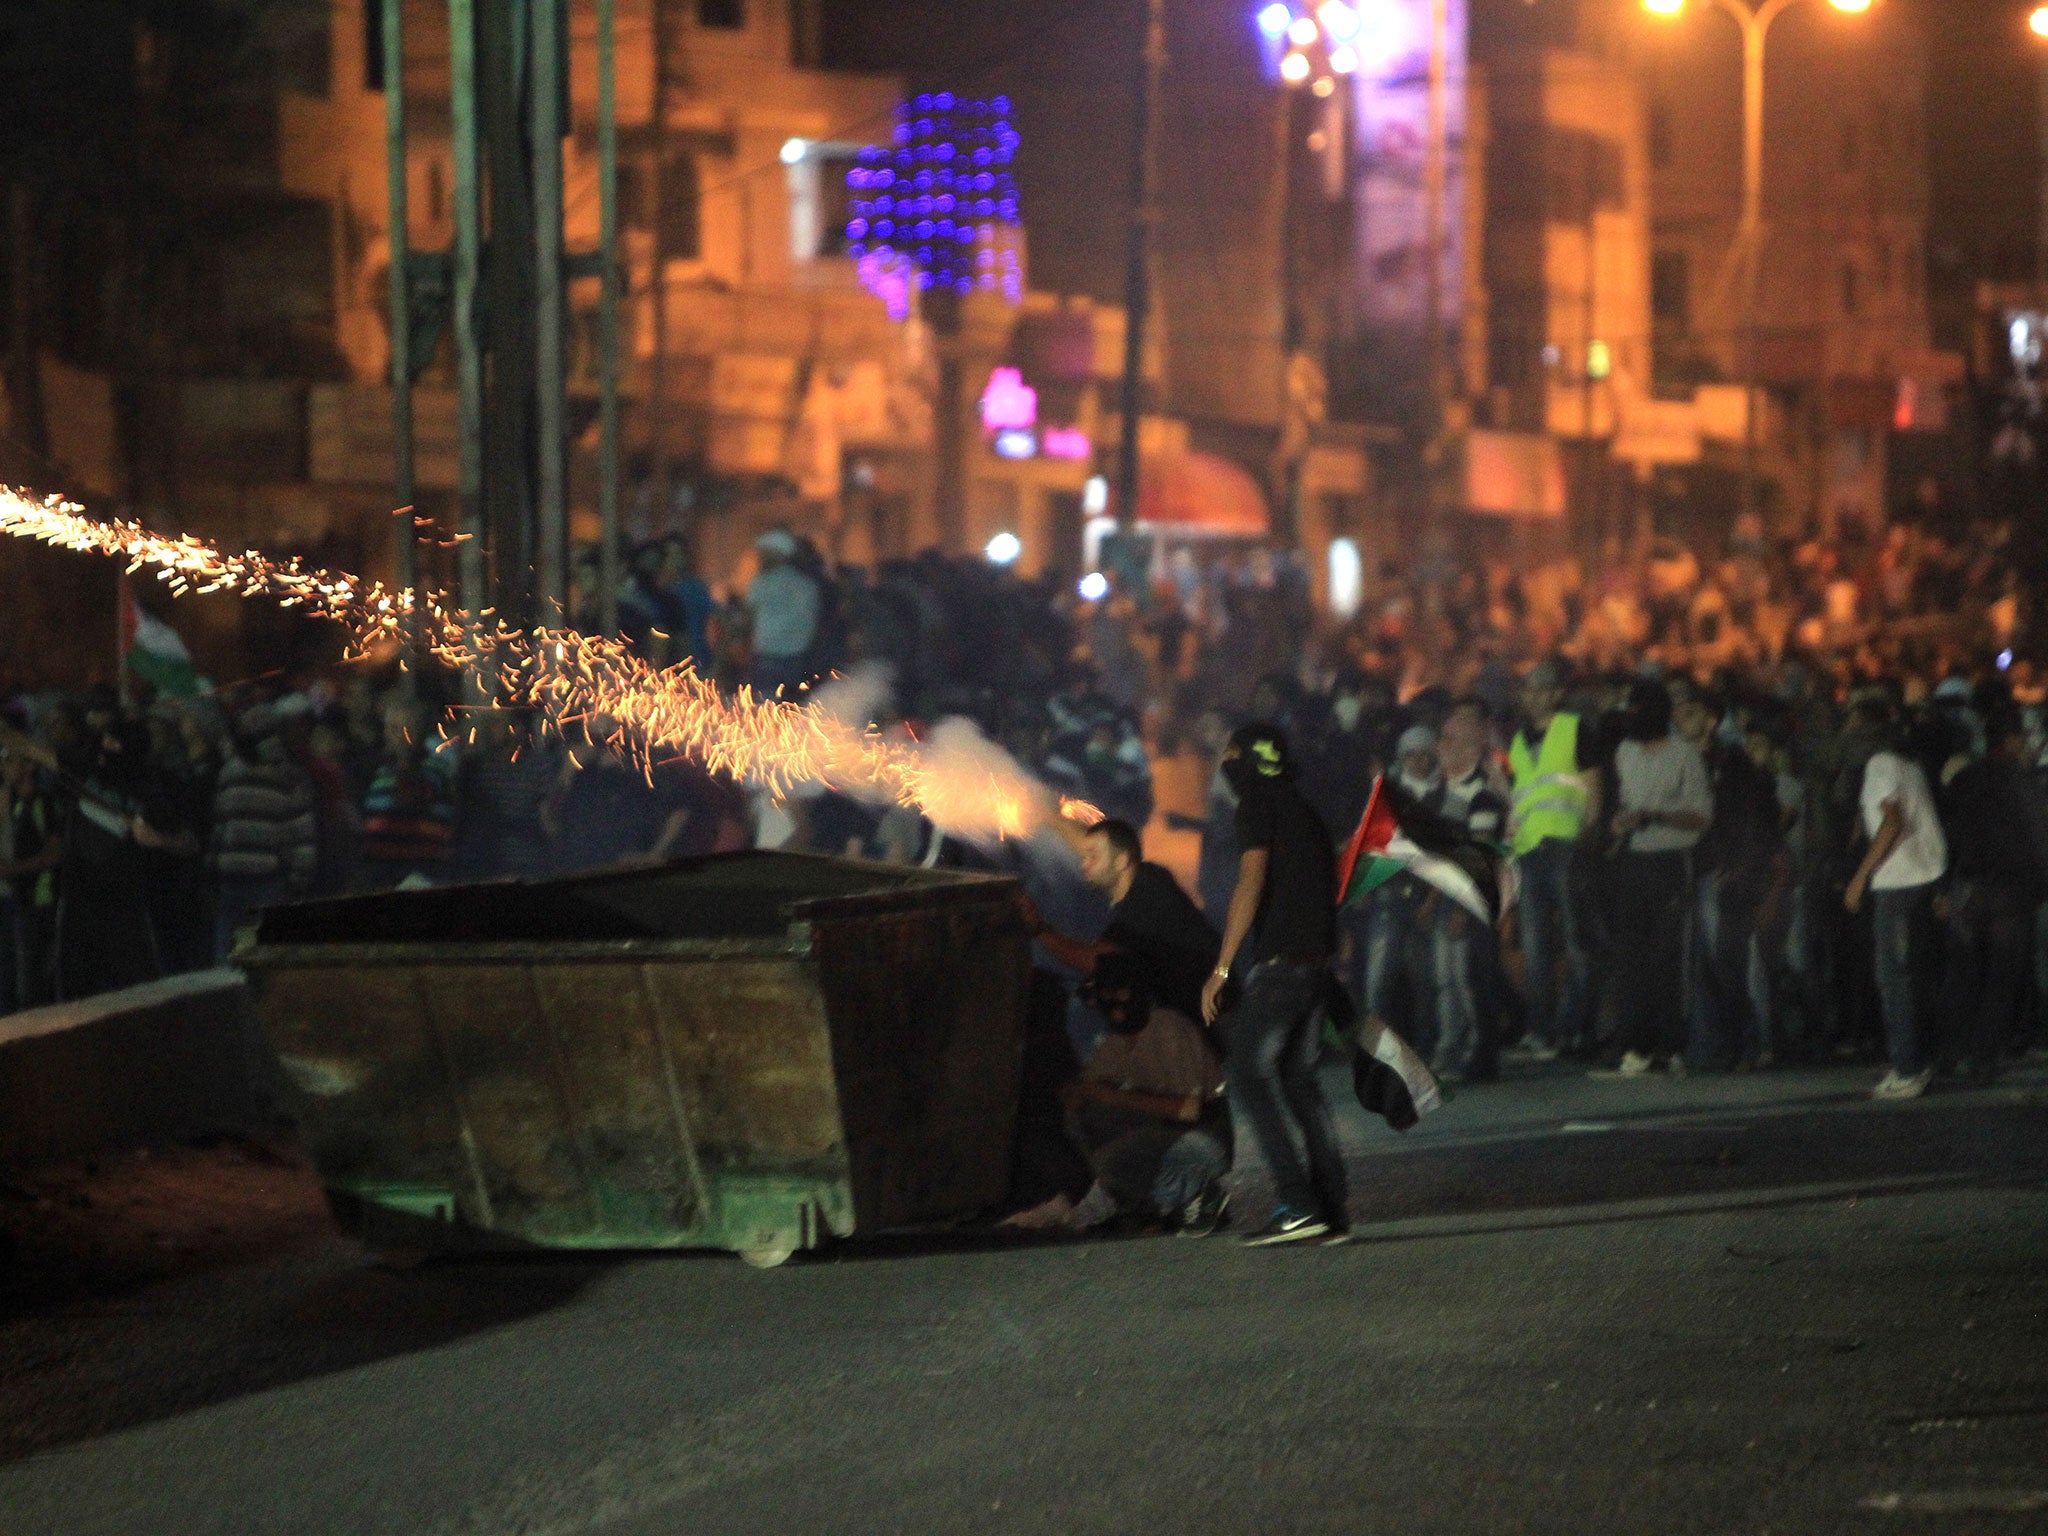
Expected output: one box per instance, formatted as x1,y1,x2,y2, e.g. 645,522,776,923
0,487,1059,844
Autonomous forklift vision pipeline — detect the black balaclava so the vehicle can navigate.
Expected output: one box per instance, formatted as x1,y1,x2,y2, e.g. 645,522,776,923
1222,722,1291,799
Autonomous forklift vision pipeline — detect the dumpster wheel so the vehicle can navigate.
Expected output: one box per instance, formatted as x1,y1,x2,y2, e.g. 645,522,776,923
739,1242,798,1269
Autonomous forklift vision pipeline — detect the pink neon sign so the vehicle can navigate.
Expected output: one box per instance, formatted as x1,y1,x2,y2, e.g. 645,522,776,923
979,367,1038,432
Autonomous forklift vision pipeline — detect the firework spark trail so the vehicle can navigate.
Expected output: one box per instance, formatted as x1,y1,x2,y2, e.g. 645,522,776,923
1,487,1067,842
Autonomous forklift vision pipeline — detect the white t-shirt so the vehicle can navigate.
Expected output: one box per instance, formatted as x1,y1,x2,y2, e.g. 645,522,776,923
1859,750,1947,891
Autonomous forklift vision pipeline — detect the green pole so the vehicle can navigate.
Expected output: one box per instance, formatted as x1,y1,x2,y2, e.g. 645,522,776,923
597,0,621,638
382,0,417,666
449,0,485,642
532,0,567,621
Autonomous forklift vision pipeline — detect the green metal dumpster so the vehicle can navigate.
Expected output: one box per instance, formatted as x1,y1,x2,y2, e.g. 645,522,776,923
240,851,1031,1266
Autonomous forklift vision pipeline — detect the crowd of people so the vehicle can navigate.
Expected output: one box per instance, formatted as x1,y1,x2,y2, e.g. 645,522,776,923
4,508,2045,1238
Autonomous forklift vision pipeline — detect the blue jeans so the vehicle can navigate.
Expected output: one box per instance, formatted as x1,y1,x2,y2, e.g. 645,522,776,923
1357,881,1429,1048
1093,1122,1230,1218
1689,872,1764,1070
1871,883,1939,1076
1515,839,1589,1049
1431,903,1500,1079
1225,960,1349,1223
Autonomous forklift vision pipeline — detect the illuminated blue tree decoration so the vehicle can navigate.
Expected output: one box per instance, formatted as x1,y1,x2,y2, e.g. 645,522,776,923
846,94,1024,320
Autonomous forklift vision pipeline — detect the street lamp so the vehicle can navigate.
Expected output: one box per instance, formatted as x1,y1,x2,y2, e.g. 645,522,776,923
1260,1,1362,95
2033,3,2048,38
1256,2,1364,543
1643,0,1874,522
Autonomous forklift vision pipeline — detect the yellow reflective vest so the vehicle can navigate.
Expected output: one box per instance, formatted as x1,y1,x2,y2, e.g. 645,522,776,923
1508,712,1589,857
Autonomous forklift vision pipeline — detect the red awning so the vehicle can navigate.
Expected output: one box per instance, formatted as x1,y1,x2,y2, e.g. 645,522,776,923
1121,450,1271,536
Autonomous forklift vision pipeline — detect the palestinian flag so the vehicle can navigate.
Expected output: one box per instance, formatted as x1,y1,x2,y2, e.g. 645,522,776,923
1353,1018,1442,1132
1336,776,1511,925
120,575,206,698
1316,955,1442,1132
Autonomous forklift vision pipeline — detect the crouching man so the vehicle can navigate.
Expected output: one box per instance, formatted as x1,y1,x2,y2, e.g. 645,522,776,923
1062,951,1232,1234
1003,947,1233,1236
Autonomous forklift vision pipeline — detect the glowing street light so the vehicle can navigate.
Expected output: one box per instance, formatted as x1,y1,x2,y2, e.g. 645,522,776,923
2031,2,2048,36
1642,0,1873,522
1257,1,1293,37
1317,0,1361,39
1279,49,1312,82
1288,13,1320,45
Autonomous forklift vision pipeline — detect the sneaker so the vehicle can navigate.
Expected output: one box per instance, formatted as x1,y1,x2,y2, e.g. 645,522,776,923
1507,1038,1562,1063
1872,1068,1933,1101
1665,1055,1688,1079
1616,1050,1655,1077
1176,1182,1231,1239
1239,1208,1332,1247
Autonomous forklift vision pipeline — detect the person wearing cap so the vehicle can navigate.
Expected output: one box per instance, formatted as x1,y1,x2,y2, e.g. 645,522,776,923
1202,723,1349,1246
746,528,822,700
1507,659,1598,1059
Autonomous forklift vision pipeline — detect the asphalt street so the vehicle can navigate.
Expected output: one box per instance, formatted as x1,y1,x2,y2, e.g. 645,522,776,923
3,1060,2045,1535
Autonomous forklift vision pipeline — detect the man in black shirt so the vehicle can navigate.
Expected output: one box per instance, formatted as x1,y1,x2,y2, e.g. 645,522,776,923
1201,723,1348,1246
1938,708,2048,1082
1679,689,1787,1070
1035,817,1220,1030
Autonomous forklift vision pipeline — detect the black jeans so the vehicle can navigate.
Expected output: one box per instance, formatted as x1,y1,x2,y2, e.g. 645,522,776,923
1610,850,1692,1061
1940,877,2033,1078
1225,959,1348,1224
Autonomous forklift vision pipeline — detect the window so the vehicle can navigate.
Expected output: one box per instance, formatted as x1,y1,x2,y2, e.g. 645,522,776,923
697,0,744,27
1648,99,1674,171
813,151,859,258
363,1,385,91
1841,261,1861,317
657,153,701,262
1547,131,1624,223
1652,250,1690,326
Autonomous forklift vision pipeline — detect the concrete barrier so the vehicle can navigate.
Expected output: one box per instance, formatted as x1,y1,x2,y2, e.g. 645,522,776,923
0,970,288,1166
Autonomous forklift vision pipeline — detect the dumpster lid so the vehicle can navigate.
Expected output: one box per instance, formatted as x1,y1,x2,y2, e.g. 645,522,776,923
251,850,1018,947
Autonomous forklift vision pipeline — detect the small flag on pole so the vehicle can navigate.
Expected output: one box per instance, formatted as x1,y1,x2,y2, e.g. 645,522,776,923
120,574,206,698
1336,776,1511,926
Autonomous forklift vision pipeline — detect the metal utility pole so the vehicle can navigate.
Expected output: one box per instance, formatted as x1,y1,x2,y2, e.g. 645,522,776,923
478,0,539,634
1114,0,1167,534
1422,0,1448,429
1648,0,1874,524
646,0,673,540
597,0,622,637
448,0,486,638
381,0,418,667
533,0,568,621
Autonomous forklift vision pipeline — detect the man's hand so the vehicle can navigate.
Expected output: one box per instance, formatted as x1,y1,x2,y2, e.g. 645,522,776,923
1844,871,1869,915
1201,970,1228,1027
1016,891,1047,937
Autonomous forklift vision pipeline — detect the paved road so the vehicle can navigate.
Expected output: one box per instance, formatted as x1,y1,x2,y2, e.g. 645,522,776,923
3,1061,2045,1534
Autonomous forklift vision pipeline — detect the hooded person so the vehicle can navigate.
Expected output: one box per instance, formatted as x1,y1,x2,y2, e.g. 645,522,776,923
1201,723,1350,1246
